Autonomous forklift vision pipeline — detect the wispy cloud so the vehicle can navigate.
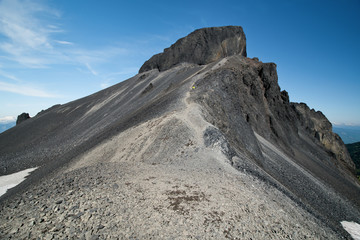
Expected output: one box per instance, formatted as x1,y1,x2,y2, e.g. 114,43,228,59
85,63,98,76
0,115,16,123
332,122,360,127
72,47,129,77
0,69,20,82
0,0,135,98
0,0,129,70
0,0,62,68
55,40,73,45
0,81,60,98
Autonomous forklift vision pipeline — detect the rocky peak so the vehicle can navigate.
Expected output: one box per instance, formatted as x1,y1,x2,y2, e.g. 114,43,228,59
139,26,247,73
16,112,30,125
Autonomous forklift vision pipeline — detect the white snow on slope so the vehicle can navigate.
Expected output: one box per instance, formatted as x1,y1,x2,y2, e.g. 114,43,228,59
0,167,37,197
342,221,360,240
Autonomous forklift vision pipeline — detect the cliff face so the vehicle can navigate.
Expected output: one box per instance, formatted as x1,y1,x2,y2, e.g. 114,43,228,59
293,102,355,172
189,53,360,213
191,57,355,174
139,26,246,73
0,26,359,239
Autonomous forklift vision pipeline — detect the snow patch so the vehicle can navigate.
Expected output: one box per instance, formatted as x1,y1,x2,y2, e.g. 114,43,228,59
0,167,37,196
341,221,360,240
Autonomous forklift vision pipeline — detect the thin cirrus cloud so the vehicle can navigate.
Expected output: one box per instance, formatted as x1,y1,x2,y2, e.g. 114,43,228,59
0,0,88,69
0,0,132,98
85,63,98,76
0,81,60,98
0,69,19,82
55,40,74,45
0,0,60,68
0,0,129,68
0,68,60,98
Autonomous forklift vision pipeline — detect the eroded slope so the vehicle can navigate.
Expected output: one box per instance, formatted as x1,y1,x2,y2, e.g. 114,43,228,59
0,65,340,238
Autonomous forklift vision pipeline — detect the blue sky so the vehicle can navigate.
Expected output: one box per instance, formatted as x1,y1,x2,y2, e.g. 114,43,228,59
0,0,359,126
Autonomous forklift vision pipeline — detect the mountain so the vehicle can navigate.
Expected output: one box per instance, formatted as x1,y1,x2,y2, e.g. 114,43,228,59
0,113,31,134
0,121,15,134
346,141,360,178
0,26,359,239
0,116,16,133
334,126,360,144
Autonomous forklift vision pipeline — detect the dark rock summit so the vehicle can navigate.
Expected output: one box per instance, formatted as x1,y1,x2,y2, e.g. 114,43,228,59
139,26,247,73
0,26,359,239
16,113,30,125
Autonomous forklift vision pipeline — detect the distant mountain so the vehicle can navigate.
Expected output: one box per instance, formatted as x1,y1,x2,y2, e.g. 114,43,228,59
0,121,15,134
333,125,360,144
346,141,360,178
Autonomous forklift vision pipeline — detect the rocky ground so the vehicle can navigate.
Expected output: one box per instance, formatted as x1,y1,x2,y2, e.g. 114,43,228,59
0,162,338,239
0,107,340,239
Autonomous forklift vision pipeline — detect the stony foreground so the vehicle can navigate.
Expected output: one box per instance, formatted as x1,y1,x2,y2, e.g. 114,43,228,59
0,162,337,239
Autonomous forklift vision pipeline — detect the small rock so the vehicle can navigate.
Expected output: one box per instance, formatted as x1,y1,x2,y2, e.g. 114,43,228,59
9,227,19,234
66,190,74,196
44,234,53,240
85,231,97,240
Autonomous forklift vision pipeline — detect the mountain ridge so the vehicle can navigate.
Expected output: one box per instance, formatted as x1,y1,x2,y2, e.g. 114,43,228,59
0,26,359,239
346,141,360,179
334,126,360,144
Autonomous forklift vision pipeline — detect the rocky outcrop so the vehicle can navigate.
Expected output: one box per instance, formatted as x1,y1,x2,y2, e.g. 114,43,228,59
293,102,355,172
191,58,295,160
191,56,355,176
189,55,360,236
139,26,246,73
16,113,30,125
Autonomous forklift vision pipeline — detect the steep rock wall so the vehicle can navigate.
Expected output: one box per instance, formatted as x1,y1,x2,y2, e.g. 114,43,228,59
191,55,355,177
293,102,355,172
190,55,360,233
